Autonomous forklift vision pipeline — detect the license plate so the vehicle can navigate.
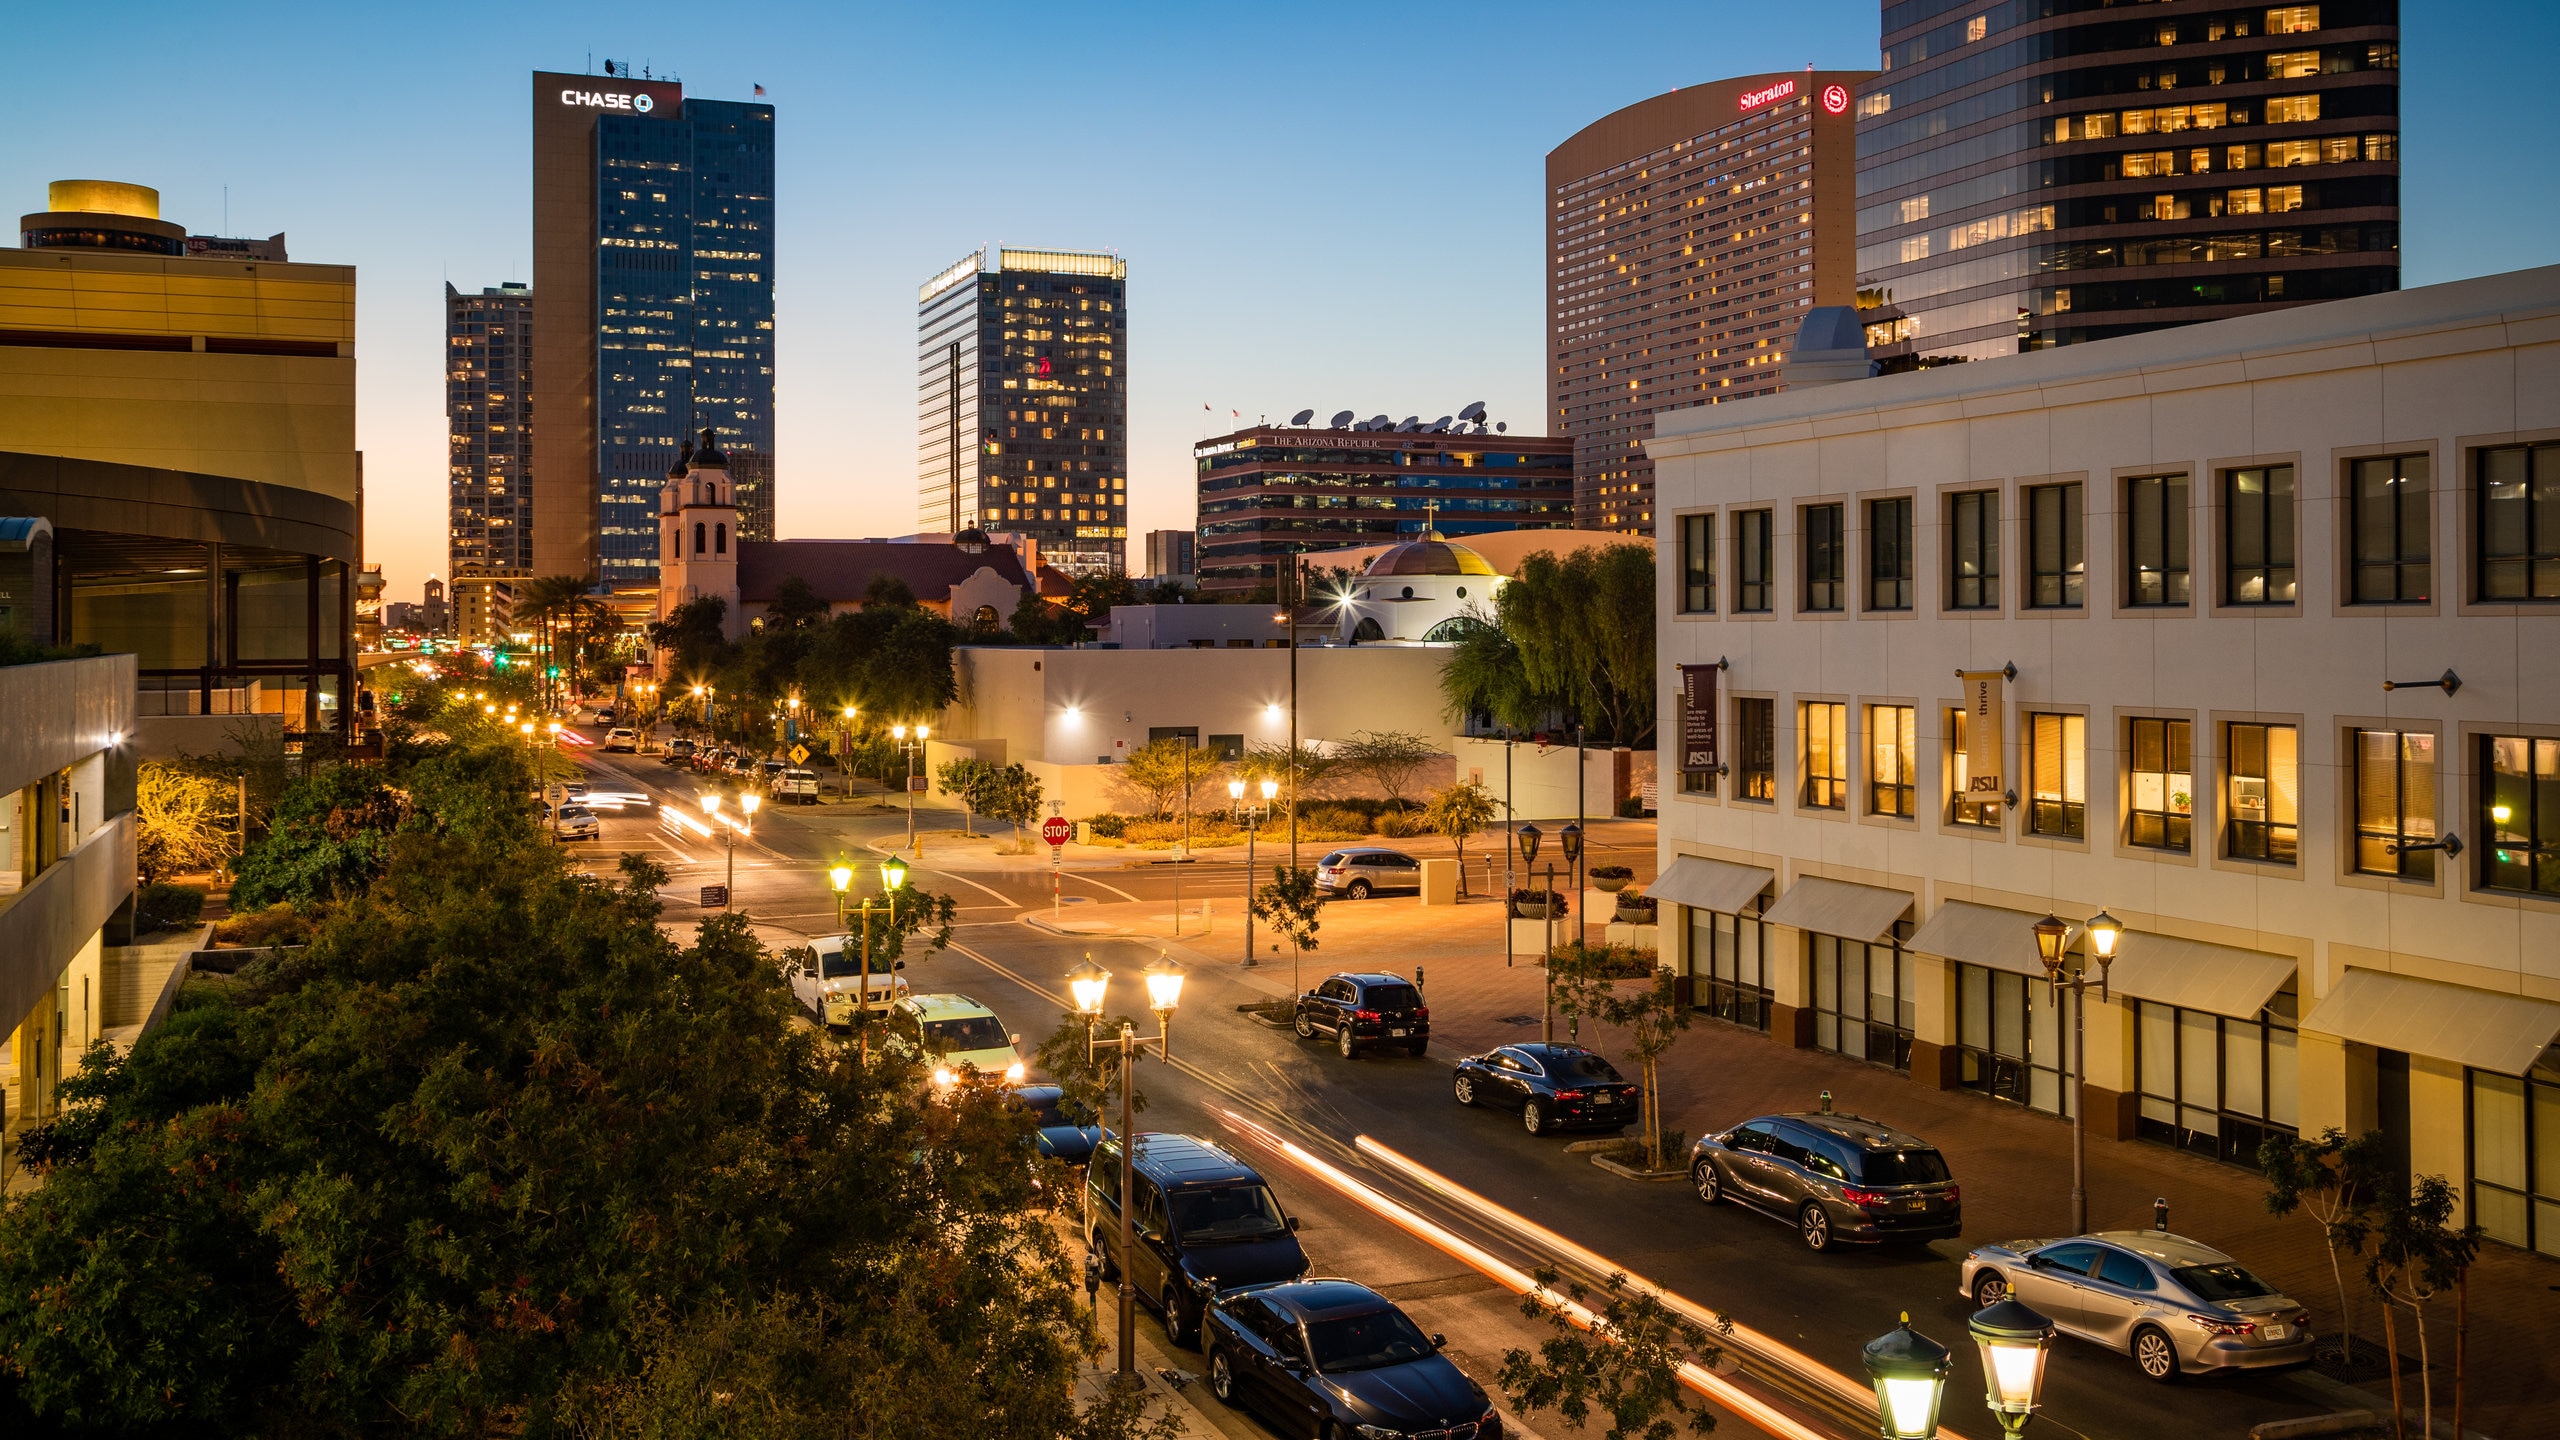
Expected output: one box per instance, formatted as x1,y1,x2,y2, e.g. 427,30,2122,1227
1389,1028,1409,1037
1908,1199,1928,1211
2264,1323,2289,1340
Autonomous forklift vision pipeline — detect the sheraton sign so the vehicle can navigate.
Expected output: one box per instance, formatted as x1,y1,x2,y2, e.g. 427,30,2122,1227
1738,79,1798,112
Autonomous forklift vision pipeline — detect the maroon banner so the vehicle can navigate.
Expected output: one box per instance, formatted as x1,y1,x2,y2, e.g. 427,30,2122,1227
1679,664,1719,774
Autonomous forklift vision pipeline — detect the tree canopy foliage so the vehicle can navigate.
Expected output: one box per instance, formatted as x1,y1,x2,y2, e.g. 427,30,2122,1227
1439,544,1657,744
0,739,1166,1440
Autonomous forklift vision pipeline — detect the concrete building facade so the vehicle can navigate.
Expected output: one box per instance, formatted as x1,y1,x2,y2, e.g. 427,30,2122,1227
1648,267,2560,1253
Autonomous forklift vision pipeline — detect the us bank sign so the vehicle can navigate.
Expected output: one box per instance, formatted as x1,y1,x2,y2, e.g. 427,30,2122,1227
559,88,656,112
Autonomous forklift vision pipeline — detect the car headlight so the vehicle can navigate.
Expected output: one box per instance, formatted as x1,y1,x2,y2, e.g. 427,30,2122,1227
1355,1426,1403,1440
1005,1061,1027,1083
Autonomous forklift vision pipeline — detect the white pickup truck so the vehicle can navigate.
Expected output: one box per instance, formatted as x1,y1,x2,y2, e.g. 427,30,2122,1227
787,935,908,1028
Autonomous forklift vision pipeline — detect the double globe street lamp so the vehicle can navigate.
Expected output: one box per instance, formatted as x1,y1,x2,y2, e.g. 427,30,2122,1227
699,790,760,911
1861,1297,2056,1439
1066,953,1184,1390
2026,908,2123,1234
828,852,909,1062
1228,776,1279,966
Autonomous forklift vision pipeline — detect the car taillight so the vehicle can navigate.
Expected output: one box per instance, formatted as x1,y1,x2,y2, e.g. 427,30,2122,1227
1415,1005,1430,1021
1841,1187,1889,1208
2293,1312,2310,1328
2187,1315,2256,1336
1554,1088,1586,1101
1354,1008,1381,1022
1944,1185,1961,1203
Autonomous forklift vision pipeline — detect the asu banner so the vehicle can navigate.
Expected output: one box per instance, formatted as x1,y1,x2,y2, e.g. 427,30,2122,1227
1679,664,1719,774
1961,670,2004,797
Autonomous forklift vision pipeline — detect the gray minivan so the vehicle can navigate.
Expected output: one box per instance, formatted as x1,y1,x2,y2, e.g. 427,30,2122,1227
1688,1112,1961,1252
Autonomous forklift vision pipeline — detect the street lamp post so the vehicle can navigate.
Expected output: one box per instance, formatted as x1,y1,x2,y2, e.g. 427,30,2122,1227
701,793,731,910
1862,1313,1952,1440
1969,1296,2056,1437
1520,824,1555,1042
1230,777,1277,966
1067,953,1184,1389
1560,820,1585,947
853,854,909,1063
2028,909,2122,1235
545,720,563,837
892,723,931,850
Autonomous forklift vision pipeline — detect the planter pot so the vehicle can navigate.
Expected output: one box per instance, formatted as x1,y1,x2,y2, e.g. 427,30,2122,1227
1591,873,1632,894
1614,898,1658,925
1509,900,1552,920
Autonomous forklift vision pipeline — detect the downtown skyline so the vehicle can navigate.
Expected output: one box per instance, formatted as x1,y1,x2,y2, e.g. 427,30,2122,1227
9,0,2554,601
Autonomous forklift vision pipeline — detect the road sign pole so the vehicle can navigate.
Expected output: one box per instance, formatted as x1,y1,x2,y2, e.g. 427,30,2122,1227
1042,812,1072,923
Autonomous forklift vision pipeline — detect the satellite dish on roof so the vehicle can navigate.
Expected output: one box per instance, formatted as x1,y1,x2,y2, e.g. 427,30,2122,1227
1396,416,1421,432
1367,415,1391,430
1330,410,1355,428
1458,401,1487,422
1291,408,1315,426
1496,421,1507,432
1430,416,1454,432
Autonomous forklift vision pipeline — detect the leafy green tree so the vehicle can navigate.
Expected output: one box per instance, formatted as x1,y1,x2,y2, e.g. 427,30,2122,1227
0,746,1172,1440
763,573,831,630
1424,780,1500,896
1115,736,1221,820
936,756,997,835
1335,729,1443,809
1009,589,1068,645
1547,949,1690,1171
136,760,237,882
1437,613,1552,734
1250,866,1323,992
2261,1127,2390,1366
860,571,917,611
1439,546,1656,745
862,609,959,720
1499,1268,1719,1440
2356,1174,2478,1440
1243,741,1339,816
979,764,1045,847
227,763,410,908
648,595,733,684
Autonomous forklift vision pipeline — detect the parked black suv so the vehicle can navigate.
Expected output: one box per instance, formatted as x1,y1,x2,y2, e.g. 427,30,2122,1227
1086,1133,1309,1347
1292,972,1429,1058
1688,1112,1961,1252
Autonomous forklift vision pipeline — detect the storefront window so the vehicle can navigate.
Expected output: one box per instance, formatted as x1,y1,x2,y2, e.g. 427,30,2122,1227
1810,932,1915,1072
2468,1058,2560,1258
1689,902,1770,1032
1956,963,2074,1117
2135,985,2300,1167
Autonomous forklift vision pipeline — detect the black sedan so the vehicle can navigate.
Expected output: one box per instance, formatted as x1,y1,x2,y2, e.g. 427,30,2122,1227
1451,1043,1640,1136
1205,1279,1500,1439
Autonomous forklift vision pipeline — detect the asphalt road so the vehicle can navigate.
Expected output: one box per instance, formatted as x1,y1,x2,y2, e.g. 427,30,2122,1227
560,739,2359,1440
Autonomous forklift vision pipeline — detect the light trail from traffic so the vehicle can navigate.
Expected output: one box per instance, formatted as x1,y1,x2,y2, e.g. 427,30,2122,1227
1214,1106,1840,1440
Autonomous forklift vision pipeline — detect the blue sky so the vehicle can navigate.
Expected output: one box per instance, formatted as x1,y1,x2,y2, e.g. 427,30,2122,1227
12,1,2554,599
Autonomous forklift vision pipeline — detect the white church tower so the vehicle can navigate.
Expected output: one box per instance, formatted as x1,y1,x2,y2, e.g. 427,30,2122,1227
657,428,743,640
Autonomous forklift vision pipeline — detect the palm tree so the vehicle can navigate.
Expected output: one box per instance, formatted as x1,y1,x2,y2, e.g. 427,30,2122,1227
514,575,613,705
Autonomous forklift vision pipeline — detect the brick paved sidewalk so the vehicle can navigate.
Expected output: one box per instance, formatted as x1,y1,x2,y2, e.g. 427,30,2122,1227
1099,891,2551,1440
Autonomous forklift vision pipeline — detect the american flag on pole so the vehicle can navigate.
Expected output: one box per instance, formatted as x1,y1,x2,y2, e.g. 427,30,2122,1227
754,84,767,96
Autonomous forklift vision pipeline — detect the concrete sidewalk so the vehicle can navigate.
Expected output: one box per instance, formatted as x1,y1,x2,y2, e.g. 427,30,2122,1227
1067,890,2552,1440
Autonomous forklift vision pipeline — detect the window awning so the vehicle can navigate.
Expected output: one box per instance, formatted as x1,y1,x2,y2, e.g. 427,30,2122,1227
2302,969,2560,1078
1646,855,1776,917
1759,876,1913,944
2104,934,2298,1018
1905,901,2050,977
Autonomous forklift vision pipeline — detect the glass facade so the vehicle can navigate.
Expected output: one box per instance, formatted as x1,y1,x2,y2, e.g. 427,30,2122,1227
1810,932,1915,1071
446,283,534,577
1856,0,2398,366
2134,985,2299,1167
1956,962,2074,1117
594,97,776,587
1689,900,1771,1031
2470,1057,2560,1258
922,249,1130,577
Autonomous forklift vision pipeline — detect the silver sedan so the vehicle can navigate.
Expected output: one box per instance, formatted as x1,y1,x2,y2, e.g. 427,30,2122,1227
1959,1230,2313,1383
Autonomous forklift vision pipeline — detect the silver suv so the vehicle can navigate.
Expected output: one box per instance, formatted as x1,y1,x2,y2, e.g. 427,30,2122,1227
1961,1231,2313,1382
1313,848,1421,900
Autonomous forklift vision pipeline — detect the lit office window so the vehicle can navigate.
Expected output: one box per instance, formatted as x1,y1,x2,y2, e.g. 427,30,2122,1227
2127,717,2193,851
2227,722,2299,863
1801,701,1848,809
2353,729,2437,880
2028,712,2087,838
1869,705,1917,817
2481,734,2560,898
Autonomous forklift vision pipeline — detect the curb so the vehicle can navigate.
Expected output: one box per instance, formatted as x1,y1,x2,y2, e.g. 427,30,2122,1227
1020,913,1132,938
1589,1152,1684,1182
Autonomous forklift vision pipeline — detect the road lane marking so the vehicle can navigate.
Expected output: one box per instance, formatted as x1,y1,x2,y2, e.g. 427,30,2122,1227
1066,872,1142,902
1212,1108,1827,1440
918,869,1022,907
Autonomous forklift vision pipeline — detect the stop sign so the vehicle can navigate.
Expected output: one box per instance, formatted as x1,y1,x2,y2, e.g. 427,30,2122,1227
1041,816,1072,847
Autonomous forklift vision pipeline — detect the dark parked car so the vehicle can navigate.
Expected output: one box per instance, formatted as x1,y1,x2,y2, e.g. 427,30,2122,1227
1451,1043,1641,1136
1086,1133,1309,1347
1205,1279,1500,1439
1688,1112,1962,1252
1009,1084,1106,1165
1292,972,1429,1058
1313,847,1422,899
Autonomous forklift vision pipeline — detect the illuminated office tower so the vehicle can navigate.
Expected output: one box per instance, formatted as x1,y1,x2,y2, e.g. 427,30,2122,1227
918,247,1128,576
447,282,534,581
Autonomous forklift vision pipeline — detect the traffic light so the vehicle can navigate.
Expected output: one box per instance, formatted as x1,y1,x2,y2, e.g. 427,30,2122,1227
493,654,509,670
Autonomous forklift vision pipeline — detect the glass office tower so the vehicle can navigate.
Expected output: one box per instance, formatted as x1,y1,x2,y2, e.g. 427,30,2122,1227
446,282,535,578
594,97,775,588
1854,0,2398,365
918,248,1128,576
